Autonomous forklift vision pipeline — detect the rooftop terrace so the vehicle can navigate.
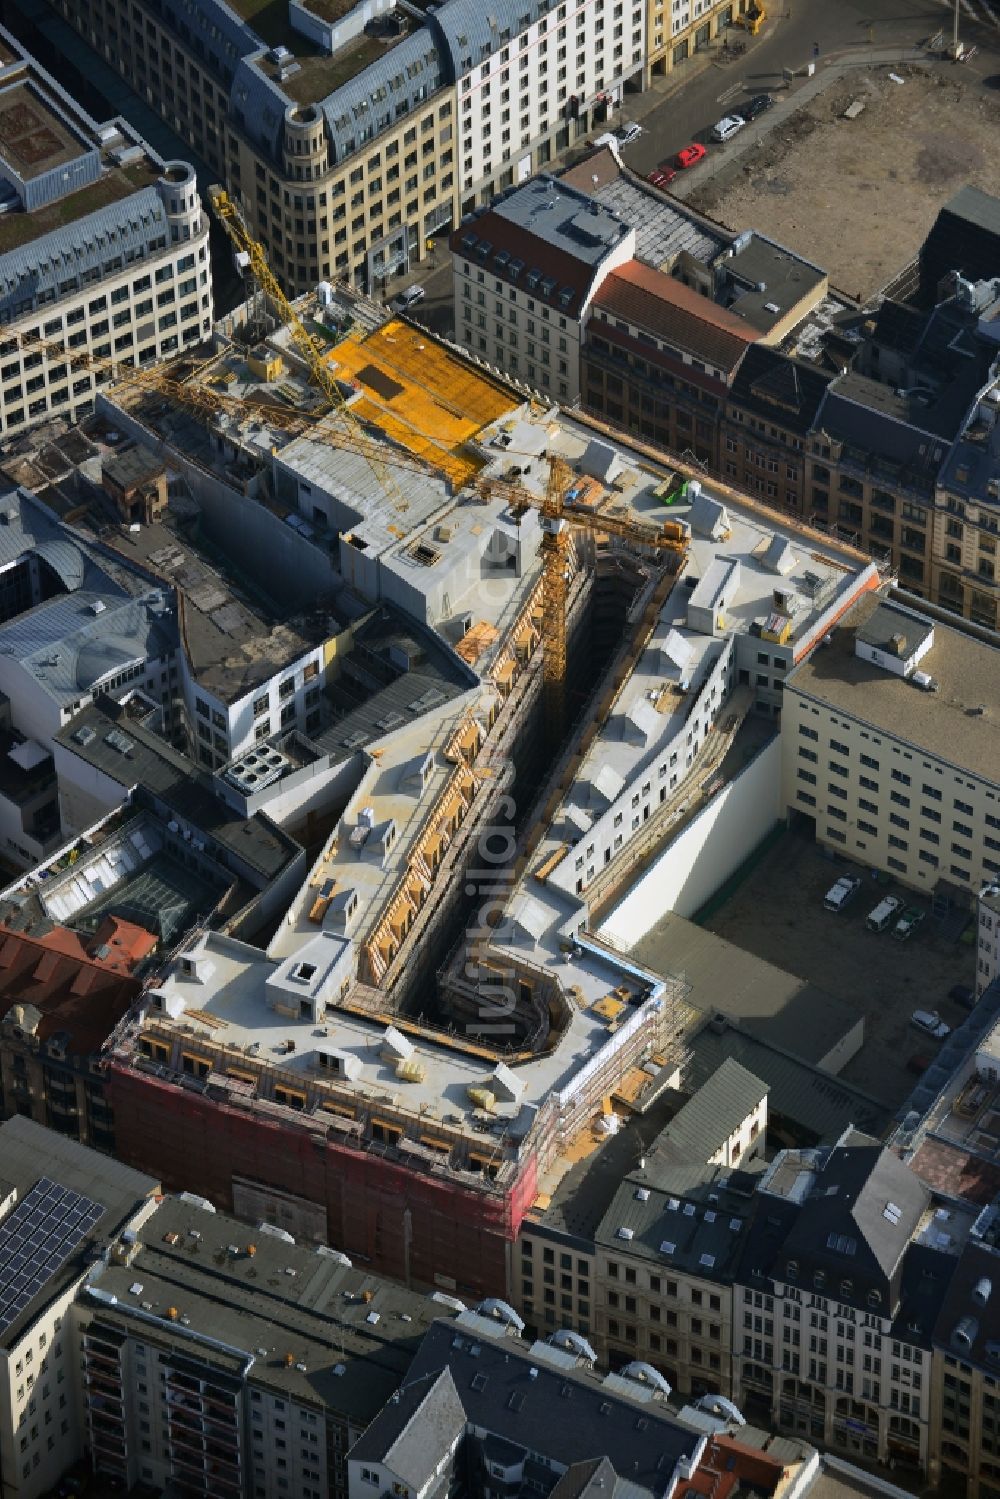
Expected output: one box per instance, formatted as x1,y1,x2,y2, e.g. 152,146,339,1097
0,155,159,254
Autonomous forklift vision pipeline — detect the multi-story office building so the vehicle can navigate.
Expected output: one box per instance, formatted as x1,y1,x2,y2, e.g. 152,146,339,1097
0,917,146,1148
721,345,831,515
49,0,643,294
460,151,829,419
731,1137,945,1476
781,592,1000,902
931,367,1000,632
583,260,757,468
0,1115,158,1499
452,0,644,214
930,1200,1000,1499
0,25,211,438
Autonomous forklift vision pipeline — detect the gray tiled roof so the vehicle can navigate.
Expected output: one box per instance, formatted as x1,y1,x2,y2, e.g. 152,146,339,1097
430,0,555,76
379,1368,466,1490
0,186,168,317
4,588,176,706
683,1021,892,1144
319,33,444,165
351,1317,701,1492
661,1057,766,1162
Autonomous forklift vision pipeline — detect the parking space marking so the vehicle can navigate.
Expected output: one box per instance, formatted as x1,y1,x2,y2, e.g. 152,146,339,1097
716,82,744,103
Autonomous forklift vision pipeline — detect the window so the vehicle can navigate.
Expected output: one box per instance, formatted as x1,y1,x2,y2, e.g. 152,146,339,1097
860,754,879,770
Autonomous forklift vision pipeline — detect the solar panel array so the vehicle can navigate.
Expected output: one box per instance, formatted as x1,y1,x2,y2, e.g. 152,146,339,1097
0,1177,103,1334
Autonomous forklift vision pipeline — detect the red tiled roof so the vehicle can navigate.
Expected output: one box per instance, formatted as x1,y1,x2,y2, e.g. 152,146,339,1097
909,1136,1000,1207
686,1435,786,1499
593,261,759,372
91,915,158,971
0,925,141,1053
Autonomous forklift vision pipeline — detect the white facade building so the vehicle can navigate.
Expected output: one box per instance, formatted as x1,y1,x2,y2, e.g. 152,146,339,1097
0,28,212,437
452,0,646,212
782,595,1000,899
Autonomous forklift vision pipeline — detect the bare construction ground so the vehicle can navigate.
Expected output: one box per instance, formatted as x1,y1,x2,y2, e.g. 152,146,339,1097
685,64,1000,300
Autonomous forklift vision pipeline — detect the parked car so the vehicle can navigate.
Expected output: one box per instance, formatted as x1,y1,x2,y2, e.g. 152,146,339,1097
906,1053,932,1076
866,894,903,932
823,875,861,913
618,121,642,145
949,983,976,1009
738,93,774,122
711,114,746,143
675,143,707,169
392,284,425,311
647,162,677,189
892,906,926,941
911,1009,951,1040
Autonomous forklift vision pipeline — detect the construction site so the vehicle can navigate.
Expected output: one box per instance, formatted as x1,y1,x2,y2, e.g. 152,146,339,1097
4,190,885,1300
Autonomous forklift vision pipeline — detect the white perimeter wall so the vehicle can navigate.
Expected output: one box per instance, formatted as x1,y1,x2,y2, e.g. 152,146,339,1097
599,733,782,947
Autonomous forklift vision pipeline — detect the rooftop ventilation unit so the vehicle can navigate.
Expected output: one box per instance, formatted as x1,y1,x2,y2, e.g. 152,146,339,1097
224,746,290,797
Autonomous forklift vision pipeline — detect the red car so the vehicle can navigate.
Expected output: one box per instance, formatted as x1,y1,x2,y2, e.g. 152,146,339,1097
675,142,707,169
647,163,677,190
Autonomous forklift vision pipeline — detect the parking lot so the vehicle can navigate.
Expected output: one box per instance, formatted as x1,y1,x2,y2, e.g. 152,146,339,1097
679,63,1000,300
702,828,977,1110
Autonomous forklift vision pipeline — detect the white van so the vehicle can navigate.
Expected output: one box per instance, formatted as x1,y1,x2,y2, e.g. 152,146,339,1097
824,875,860,912
866,894,903,932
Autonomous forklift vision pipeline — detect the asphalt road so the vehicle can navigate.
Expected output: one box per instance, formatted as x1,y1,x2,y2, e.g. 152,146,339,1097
398,0,1000,339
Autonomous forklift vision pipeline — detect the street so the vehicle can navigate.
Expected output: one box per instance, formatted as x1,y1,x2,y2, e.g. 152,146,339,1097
396,0,1000,341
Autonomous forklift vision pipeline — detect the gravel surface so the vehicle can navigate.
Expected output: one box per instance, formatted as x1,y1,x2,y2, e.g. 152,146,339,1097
685,64,1000,299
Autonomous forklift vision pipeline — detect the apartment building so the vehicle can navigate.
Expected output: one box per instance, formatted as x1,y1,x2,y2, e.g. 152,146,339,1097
731,1139,944,1475
930,1201,1000,1499
781,592,1000,902
0,1116,158,1499
452,174,635,402
75,1190,461,1498
582,260,758,468
0,26,212,437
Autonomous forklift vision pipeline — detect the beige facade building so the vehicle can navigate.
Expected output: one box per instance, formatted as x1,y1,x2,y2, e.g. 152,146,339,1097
646,0,754,81
781,592,1000,902
513,1059,767,1400
51,0,644,295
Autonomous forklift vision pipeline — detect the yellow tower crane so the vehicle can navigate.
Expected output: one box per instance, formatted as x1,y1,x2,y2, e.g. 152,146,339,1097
479,454,689,742
208,185,412,512
14,330,445,485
